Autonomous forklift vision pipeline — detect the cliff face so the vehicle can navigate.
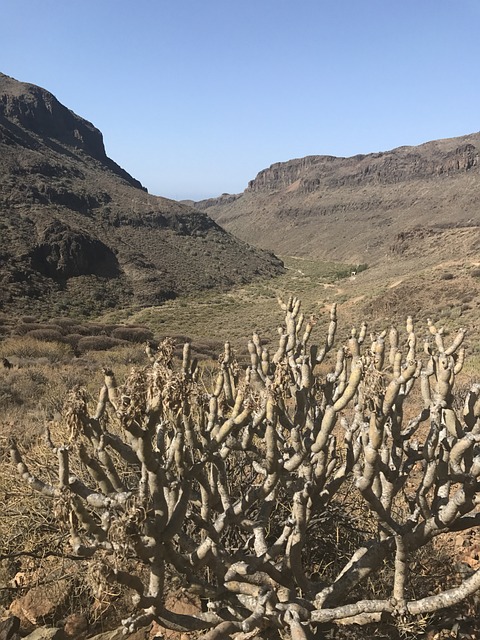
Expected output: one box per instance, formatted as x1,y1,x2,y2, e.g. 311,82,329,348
246,156,327,193
194,134,480,265
0,73,143,188
0,73,283,316
246,143,479,194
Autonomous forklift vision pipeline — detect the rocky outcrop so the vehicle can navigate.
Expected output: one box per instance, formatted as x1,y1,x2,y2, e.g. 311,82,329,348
244,141,479,195
0,73,142,189
246,156,331,193
187,192,241,210
29,221,120,281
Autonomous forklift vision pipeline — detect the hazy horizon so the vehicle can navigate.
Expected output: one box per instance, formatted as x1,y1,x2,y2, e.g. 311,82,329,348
4,0,480,201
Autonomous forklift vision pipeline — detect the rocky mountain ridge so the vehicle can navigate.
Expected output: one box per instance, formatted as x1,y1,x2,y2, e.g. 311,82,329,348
246,141,479,193
0,73,283,316
194,134,480,267
0,72,142,188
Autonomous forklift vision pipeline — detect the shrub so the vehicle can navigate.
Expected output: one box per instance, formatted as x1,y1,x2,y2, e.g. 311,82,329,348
16,322,65,336
26,328,65,342
86,323,118,335
6,299,480,638
86,343,151,369
191,338,223,361
67,324,99,336
63,333,85,348
0,365,78,418
49,317,79,330
111,326,154,343
68,323,117,337
0,336,72,362
76,336,128,353
0,313,12,326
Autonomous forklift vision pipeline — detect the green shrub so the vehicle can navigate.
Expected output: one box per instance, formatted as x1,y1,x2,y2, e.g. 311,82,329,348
16,322,65,336
111,326,153,343
77,336,128,353
63,333,84,348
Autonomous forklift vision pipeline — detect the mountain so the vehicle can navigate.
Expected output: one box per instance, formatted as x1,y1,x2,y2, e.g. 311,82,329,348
193,137,480,270
0,73,283,317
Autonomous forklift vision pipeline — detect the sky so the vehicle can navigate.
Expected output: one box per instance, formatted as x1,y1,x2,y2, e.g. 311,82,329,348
3,0,480,201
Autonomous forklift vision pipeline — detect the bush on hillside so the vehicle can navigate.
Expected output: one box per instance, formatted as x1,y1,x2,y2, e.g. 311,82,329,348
6,298,480,639
111,326,154,343
76,335,128,353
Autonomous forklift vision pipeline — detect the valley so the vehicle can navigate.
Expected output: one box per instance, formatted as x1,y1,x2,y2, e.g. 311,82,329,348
1,72,480,640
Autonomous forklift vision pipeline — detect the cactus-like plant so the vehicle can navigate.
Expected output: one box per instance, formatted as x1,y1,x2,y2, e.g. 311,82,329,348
10,298,480,639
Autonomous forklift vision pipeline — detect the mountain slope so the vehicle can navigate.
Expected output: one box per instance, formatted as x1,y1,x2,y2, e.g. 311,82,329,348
194,136,480,269
0,73,283,316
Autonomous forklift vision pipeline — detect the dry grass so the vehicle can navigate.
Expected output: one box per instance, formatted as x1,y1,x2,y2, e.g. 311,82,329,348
98,255,480,368
0,336,73,363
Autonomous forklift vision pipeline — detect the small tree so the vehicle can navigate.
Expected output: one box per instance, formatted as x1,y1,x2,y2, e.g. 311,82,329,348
9,298,480,639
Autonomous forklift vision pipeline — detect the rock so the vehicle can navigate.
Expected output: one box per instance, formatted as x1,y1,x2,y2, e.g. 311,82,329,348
9,572,72,631
88,628,149,640
7,600,35,635
0,616,20,640
83,631,123,640
30,221,120,281
150,590,202,639
22,628,65,640
63,613,88,638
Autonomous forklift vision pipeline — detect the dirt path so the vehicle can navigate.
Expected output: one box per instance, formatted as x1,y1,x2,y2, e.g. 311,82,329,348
389,279,404,288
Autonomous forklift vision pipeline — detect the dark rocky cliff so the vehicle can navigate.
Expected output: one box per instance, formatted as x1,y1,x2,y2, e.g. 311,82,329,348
0,73,143,189
246,142,479,194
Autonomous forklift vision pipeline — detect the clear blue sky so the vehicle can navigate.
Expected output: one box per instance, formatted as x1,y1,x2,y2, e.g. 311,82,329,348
3,0,479,200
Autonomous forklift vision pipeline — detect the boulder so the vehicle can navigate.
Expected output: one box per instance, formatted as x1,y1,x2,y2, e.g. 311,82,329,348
88,627,149,640
9,571,72,631
0,616,20,640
